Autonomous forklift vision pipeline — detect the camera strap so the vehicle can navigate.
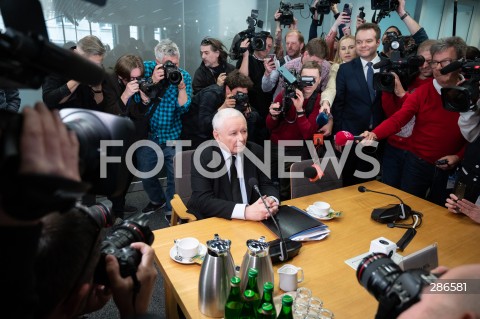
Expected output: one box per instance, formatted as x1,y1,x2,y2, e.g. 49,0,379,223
305,90,319,118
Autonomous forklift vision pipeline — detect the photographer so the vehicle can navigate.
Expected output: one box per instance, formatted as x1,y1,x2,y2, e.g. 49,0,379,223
379,39,437,188
361,37,468,205
136,39,192,215
42,35,107,110
181,70,259,149
267,61,329,200
192,37,235,94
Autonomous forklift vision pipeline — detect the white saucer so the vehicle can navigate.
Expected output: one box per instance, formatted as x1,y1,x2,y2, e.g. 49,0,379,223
306,207,335,220
169,243,207,264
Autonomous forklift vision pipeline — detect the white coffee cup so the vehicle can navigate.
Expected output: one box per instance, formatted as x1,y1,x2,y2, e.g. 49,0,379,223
176,237,200,258
308,201,331,217
278,264,304,292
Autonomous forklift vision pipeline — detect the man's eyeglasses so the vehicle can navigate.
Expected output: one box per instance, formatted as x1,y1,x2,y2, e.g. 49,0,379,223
429,59,453,68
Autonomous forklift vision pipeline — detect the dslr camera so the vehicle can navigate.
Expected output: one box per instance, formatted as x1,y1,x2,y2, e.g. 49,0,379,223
314,0,340,15
278,1,305,26
373,33,424,92
372,0,399,11
229,10,270,60
163,60,183,85
357,253,438,319
137,77,160,99
278,66,315,100
81,201,154,285
232,92,249,113
441,58,480,112
0,109,135,220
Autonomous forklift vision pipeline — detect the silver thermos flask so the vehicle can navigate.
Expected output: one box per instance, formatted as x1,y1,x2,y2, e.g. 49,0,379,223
198,233,236,317
239,236,274,295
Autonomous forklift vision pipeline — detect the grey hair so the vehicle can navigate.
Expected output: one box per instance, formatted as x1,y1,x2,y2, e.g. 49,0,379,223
430,36,467,60
154,39,180,61
212,108,245,131
77,35,106,56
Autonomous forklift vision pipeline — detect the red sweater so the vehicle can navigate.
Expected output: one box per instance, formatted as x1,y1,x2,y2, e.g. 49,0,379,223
381,77,433,151
266,91,321,144
373,81,466,164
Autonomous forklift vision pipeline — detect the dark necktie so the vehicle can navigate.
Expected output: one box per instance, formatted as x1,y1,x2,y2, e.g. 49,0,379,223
367,61,375,102
230,155,243,203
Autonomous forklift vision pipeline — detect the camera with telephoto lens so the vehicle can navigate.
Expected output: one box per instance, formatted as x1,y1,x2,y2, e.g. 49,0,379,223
278,1,305,26
357,253,438,319
441,58,480,112
137,77,160,99
373,33,424,92
163,60,183,85
0,108,135,220
232,92,249,112
229,10,270,60
94,212,154,285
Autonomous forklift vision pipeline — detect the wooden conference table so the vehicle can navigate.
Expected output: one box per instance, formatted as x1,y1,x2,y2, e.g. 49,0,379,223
151,181,480,319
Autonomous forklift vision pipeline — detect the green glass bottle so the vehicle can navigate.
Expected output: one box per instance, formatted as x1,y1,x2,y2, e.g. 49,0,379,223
225,276,243,319
257,282,276,318
277,294,294,319
246,268,261,309
257,302,276,319
239,289,258,319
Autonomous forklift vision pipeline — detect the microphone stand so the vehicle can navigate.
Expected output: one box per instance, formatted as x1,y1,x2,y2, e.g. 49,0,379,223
359,186,410,219
252,185,288,262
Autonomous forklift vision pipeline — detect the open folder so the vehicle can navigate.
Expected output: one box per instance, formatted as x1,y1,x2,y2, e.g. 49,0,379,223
262,205,330,241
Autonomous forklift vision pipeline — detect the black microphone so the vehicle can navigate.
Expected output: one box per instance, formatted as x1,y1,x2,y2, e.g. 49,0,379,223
248,177,288,262
358,185,411,220
440,59,464,75
373,59,391,69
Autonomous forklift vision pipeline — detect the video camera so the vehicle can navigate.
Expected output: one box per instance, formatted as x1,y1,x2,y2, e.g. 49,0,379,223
0,109,135,220
357,253,438,319
373,34,424,92
278,66,315,100
278,1,305,26
371,0,399,23
314,0,340,15
229,9,270,60
441,58,480,112
232,92,250,113
94,211,154,285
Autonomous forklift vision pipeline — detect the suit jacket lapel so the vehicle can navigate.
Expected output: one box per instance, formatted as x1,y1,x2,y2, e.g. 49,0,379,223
243,152,256,203
211,145,234,201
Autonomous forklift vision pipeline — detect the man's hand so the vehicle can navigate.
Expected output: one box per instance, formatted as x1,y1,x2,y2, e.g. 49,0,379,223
269,102,282,118
245,196,279,221
20,103,80,181
216,73,227,86
151,64,165,83
124,79,140,99
445,194,480,223
220,94,236,110
331,12,350,32
106,242,158,318
391,72,406,98
319,119,333,137
435,155,460,170
320,101,331,114
356,16,366,29
240,38,250,58
264,59,276,76
292,89,305,112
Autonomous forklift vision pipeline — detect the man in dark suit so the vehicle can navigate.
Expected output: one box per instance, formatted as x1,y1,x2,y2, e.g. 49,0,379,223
332,22,385,186
187,108,280,220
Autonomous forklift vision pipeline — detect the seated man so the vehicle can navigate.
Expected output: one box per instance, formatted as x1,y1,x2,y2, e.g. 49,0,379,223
181,69,259,149
187,108,280,220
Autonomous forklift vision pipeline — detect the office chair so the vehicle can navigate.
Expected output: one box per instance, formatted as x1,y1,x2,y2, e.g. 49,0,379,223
170,150,197,226
289,157,343,199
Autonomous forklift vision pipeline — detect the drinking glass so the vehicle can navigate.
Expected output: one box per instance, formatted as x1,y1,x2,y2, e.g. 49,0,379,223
318,308,335,319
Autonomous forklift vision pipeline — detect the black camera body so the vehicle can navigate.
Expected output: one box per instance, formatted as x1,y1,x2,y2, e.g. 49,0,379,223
372,0,399,11
232,92,249,112
229,10,270,60
315,0,340,15
137,77,160,99
278,66,316,100
357,253,438,319
94,212,154,285
278,1,305,26
441,59,480,112
163,60,183,85
374,35,423,92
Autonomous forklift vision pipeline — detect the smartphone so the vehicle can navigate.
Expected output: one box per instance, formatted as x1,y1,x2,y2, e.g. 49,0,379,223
268,53,276,63
338,3,353,38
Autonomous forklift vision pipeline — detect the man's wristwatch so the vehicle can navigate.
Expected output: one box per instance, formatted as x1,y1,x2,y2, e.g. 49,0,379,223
400,11,409,20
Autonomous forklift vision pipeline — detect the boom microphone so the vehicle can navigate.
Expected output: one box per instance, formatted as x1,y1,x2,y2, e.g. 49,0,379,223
335,131,364,147
248,177,288,262
358,185,411,222
440,59,464,75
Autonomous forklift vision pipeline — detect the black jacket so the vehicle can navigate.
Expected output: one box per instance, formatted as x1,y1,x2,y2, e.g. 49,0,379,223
192,62,235,95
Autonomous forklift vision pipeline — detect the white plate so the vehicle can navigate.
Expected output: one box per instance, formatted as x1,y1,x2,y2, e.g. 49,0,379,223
306,207,335,220
169,243,207,264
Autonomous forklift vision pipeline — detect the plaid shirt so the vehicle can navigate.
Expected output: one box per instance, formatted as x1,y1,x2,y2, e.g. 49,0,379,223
144,60,192,144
